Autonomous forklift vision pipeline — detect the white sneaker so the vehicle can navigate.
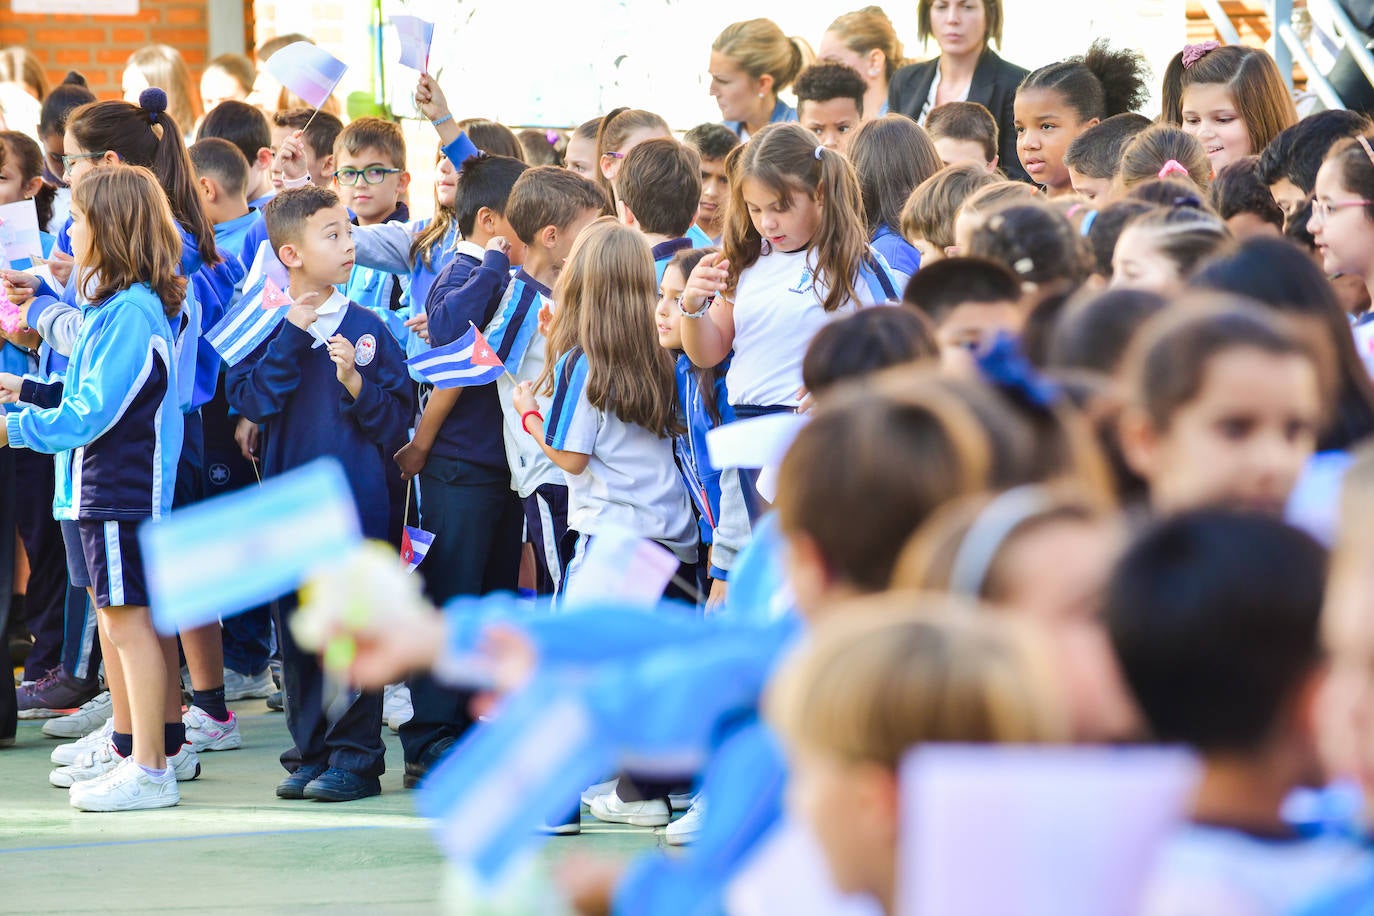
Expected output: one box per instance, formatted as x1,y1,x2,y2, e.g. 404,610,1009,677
168,743,202,781
669,792,694,812
666,797,705,846
69,757,179,812
51,717,115,766
581,778,619,808
383,683,413,732
42,691,113,739
50,742,121,788
588,791,671,827
223,667,274,701
183,706,241,752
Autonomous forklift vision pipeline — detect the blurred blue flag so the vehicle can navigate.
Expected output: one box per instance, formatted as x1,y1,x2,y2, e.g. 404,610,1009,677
263,41,347,110
140,458,362,635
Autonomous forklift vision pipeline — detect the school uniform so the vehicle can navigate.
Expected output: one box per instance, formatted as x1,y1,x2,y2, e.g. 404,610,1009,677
6,282,182,609
399,241,526,773
726,247,899,414
686,224,714,249
226,291,413,780
351,215,454,372
870,224,920,290
888,48,1031,184
652,237,695,285
212,210,260,279
484,270,575,593
546,347,698,598
345,203,412,349
724,99,797,141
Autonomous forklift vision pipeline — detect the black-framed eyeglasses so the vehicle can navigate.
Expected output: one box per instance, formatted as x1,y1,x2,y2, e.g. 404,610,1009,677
333,167,402,187
61,151,104,175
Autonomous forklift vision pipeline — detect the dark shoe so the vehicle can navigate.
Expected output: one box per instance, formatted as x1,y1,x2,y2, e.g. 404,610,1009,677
17,667,99,719
303,767,381,802
276,764,327,799
403,735,457,789
265,690,284,712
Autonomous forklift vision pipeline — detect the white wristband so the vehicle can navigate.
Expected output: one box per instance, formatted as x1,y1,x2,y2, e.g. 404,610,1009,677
282,173,312,189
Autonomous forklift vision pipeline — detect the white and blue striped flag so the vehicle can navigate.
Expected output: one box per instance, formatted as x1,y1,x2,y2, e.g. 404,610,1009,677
206,240,292,367
139,458,362,635
407,322,506,388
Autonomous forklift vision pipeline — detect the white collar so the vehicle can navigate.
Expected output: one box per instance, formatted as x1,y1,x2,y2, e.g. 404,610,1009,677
454,239,485,261
309,289,350,347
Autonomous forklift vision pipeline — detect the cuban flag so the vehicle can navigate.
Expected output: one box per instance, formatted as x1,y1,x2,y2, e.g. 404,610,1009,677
206,241,292,367
263,41,347,111
401,525,434,573
407,323,505,388
391,15,435,72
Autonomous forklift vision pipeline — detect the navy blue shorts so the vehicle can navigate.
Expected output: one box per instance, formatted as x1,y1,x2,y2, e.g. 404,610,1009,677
77,520,149,609
60,520,92,589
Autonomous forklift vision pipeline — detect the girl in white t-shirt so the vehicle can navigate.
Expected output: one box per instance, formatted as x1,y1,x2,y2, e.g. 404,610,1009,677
678,121,898,417
512,218,698,599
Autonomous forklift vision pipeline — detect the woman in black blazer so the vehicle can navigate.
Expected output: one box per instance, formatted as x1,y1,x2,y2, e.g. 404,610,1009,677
888,0,1031,183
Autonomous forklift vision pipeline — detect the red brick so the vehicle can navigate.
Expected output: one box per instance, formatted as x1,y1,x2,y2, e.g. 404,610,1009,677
33,28,106,45
55,48,93,65
112,28,147,44
150,27,207,45
165,7,205,25
0,28,25,45
96,48,134,65
181,49,206,65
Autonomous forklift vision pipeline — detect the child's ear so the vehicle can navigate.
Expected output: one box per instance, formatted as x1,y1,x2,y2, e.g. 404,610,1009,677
1118,407,1161,482
319,154,335,178
101,150,121,168
988,154,1000,173
277,242,304,270
255,147,274,171
540,224,559,251
22,175,45,199
616,198,635,227
396,170,411,195
197,176,216,201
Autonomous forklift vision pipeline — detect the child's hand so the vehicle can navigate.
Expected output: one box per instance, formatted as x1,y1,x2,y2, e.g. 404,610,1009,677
273,130,309,183
394,440,430,481
234,416,260,462
327,334,361,392
404,311,429,342
681,252,731,314
284,290,322,330
486,236,511,256
1,270,39,306
47,250,74,287
706,578,728,613
512,380,539,416
414,72,451,124
0,372,21,404
536,301,554,338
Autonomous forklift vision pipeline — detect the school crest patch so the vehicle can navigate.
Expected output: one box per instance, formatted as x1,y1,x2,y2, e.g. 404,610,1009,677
355,333,377,367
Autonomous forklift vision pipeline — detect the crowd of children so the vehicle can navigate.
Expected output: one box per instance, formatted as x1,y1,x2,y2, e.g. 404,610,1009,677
6,7,1374,914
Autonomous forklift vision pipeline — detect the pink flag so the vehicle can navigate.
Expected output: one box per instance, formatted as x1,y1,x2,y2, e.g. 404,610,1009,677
263,41,347,111
391,15,435,72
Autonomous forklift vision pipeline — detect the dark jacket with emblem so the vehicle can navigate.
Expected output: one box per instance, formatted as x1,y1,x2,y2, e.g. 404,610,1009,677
226,302,414,541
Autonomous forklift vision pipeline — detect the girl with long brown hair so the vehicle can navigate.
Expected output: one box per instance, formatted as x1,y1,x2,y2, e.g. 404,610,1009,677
512,218,697,598
0,165,192,811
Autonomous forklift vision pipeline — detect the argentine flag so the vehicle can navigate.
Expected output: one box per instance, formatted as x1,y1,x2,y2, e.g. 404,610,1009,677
407,322,506,388
206,241,291,367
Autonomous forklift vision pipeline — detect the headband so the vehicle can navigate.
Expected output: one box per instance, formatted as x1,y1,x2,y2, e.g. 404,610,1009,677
1157,159,1190,179
1181,40,1220,69
947,486,1056,598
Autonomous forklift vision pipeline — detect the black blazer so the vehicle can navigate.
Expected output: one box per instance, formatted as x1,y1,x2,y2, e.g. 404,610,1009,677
888,47,1031,184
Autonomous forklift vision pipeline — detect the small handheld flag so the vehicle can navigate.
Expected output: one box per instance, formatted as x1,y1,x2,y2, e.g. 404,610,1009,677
391,15,435,72
407,323,506,389
401,525,435,573
207,241,293,366
140,458,363,635
0,296,19,335
264,41,348,112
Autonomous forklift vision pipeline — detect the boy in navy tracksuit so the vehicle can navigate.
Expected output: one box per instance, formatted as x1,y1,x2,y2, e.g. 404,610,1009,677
227,186,414,801
392,153,530,786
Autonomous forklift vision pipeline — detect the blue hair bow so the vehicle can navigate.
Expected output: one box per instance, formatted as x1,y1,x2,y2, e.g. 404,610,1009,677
975,333,1061,410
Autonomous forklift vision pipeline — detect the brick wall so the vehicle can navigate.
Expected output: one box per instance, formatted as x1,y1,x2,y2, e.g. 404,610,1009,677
0,0,253,99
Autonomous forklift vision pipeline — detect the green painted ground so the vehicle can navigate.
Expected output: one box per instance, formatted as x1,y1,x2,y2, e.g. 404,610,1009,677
0,700,660,914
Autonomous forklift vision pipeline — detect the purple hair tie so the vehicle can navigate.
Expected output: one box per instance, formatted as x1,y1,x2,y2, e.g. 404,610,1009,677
1181,41,1220,69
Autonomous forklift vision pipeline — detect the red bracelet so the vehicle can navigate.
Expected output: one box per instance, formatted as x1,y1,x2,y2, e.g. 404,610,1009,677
520,410,544,436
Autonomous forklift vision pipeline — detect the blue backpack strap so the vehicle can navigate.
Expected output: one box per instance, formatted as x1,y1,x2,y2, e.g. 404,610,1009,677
867,255,899,301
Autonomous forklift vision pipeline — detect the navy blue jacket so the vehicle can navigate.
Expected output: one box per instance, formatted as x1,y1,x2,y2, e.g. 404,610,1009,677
225,303,414,540
423,247,512,469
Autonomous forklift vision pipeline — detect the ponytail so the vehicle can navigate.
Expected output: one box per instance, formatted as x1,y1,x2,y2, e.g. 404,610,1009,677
723,122,870,313
1019,39,1150,123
